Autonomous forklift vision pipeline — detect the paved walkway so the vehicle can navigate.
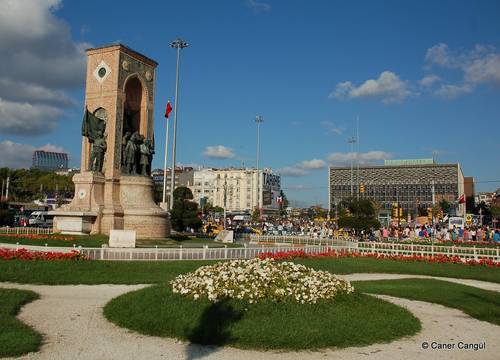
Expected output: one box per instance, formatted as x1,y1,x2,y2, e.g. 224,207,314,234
1,274,499,360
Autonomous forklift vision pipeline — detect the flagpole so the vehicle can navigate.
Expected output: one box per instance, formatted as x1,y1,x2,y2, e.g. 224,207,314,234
162,108,170,205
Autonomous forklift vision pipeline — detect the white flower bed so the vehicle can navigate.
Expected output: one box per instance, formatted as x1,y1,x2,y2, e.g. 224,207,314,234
171,258,354,304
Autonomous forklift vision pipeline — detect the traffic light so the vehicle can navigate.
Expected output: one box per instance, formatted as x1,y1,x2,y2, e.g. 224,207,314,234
399,208,403,217
427,207,433,220
360,184,365,194
392,203,398,218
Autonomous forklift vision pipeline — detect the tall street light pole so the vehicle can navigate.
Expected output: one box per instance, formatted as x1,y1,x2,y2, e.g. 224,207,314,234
255,116,264,215
348,136,356,197
169,38,189,210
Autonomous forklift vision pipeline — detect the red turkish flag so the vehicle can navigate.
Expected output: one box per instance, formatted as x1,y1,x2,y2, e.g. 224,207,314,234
164,101,172,119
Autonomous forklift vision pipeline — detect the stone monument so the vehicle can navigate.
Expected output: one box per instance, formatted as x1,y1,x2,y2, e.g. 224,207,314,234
52,44,170,238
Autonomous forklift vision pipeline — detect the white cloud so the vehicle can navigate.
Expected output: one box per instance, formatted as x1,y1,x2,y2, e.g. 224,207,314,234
0,98,62,135
464,53,500,85
320,121,343,135
0,140,66,168
419,74,441,87
279,158,326,177
425,43,500,98
434,83,473,99
330,71,411,103
39,143,65,153
299,159,326,170
327,151,391,166
425,43,457,68
0,0,88,135
245,0,271,13
278,166,309,177
202,145,235,159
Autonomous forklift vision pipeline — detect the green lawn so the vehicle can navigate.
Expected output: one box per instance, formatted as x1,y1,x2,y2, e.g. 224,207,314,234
296,257,500,284
0,257,499,285
104,284,420,350
0,234,241,248
0,289,42,358
0,234,108,248
354,278,500,326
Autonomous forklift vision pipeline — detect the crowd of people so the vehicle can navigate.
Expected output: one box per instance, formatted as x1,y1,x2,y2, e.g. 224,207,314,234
375,224,500,243
230,217,500,244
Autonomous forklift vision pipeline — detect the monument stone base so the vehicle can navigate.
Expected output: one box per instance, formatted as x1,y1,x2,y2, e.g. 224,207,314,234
51,212,97,235
120,176,170,238
52,173,170,239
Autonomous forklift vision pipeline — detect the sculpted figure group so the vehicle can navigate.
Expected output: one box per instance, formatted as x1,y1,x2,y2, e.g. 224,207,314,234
122,131,154,176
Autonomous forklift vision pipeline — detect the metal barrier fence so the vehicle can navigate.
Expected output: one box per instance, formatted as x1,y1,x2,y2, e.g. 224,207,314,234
0,227,53,235
249,234,356,245
1,240,498,262
357,242,500,262
0,242,355,261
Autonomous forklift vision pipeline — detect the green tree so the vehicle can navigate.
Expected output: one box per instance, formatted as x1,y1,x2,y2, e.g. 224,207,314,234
439,199,451,214
0,167,74,202
279,190,289,216
251,207,260,222
337,197,380,231
170,187,202,232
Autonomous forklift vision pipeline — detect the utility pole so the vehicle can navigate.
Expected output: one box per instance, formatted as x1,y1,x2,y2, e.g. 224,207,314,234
223,179,227,230
348,136,356,197
431,180,435,205
5,176,9,202
255,115,264,216
356,117,360,200
169,37,189,210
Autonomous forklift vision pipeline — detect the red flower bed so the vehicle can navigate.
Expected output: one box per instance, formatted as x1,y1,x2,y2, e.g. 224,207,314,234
258,249,500,268
0,248,88,261
0,234,76,241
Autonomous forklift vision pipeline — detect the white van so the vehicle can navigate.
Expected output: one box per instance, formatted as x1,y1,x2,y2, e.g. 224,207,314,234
448,216,465,230
28,211,54,228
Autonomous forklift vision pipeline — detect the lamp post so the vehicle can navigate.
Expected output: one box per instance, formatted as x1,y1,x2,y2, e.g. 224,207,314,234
348,136,356,197
255,115,264,216
169,37,189,210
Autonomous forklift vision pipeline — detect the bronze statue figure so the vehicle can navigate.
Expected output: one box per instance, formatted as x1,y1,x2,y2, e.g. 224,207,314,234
90,130,107,173
140,138,154,176
124,131,139,174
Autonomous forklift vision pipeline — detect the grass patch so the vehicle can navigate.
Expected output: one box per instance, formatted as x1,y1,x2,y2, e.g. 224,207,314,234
0,288,42,358
104,284,420,350
354,278,500,325
296,257,500,284
0,234,108,248
0,234,241,248
136,238,242,248
0,257,499,285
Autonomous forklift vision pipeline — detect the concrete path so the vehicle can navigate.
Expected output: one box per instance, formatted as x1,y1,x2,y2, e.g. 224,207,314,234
343,273,500,292
1,274,499,360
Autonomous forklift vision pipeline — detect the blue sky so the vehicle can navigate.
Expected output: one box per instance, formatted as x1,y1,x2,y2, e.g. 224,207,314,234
0,0,499,206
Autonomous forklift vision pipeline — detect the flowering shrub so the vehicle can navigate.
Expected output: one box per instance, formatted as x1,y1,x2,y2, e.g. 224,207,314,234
258,250,500,268
0,234,76,241
0,248,88,261
171,258,354,304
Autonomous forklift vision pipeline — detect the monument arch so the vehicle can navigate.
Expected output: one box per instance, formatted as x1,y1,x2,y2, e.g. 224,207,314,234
52,44,170,238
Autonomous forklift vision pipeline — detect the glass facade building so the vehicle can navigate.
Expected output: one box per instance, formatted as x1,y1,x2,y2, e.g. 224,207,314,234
32,151,69,172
